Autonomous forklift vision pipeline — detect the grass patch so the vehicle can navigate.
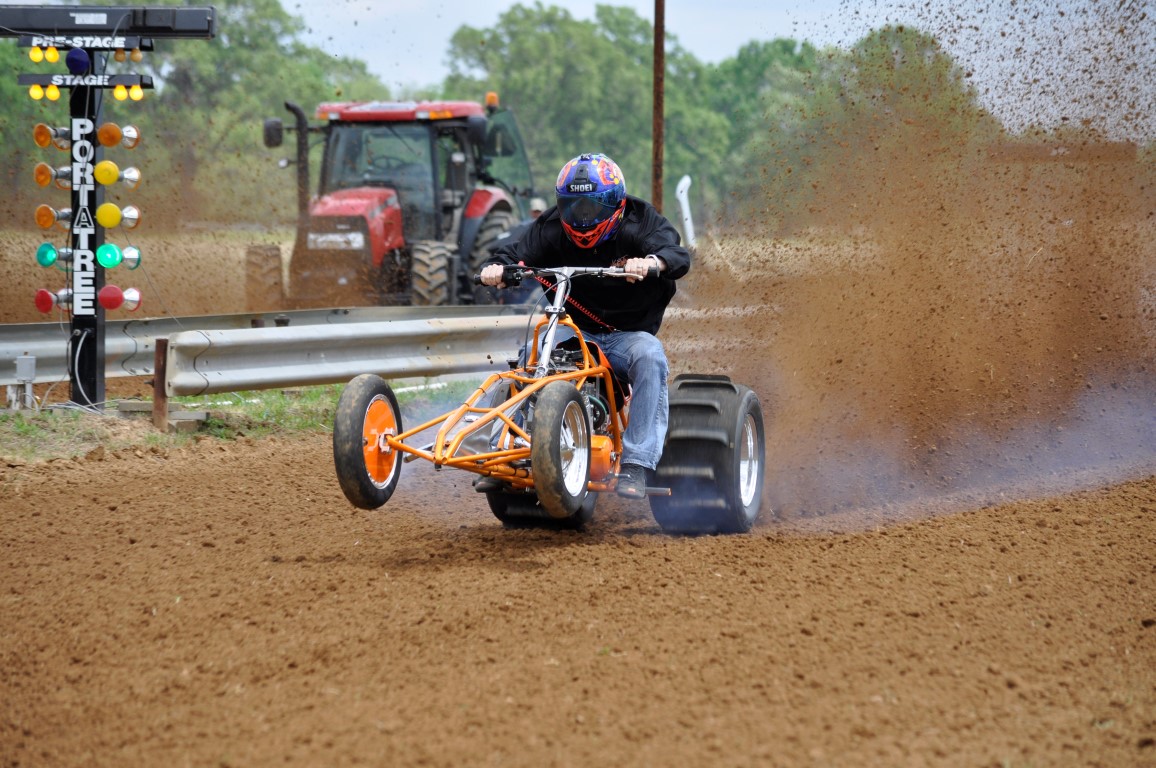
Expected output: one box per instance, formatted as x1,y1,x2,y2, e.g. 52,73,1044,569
1,378,484,463
0,407,183,463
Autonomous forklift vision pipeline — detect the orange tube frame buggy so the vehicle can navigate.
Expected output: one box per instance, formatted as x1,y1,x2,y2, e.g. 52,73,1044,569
388,311,627,493
333,264,767,535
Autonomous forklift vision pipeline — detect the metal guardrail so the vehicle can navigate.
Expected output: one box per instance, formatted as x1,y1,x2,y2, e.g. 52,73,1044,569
165,314,532,396
0,306,531,388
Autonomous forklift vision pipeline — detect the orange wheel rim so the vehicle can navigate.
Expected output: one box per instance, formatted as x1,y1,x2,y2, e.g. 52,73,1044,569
362,396,398,485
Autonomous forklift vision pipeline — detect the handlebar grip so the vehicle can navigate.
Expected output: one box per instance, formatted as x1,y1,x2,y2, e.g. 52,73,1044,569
473,266,525,287
503,266,525,286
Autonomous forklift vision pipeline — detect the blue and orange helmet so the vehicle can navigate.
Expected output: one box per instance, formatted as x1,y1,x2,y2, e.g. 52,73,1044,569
554,153,626,248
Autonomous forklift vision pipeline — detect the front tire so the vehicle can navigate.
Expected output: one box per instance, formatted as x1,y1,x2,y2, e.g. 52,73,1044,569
333,374,403,509
650,375,765,534
530,381,593,521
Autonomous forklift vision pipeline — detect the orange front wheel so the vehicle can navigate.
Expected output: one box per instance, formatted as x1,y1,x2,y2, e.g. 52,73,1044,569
333,374,403,509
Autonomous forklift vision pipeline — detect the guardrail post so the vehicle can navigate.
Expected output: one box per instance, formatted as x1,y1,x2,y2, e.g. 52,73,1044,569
153,337,168,431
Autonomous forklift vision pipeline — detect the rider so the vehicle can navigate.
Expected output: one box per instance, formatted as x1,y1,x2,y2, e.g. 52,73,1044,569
479,152,691,499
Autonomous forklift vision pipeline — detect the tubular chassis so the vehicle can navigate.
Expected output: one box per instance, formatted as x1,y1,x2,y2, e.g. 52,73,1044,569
332,265,766,533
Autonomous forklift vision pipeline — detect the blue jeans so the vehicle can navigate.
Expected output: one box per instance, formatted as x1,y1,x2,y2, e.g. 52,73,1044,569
583,330,669,471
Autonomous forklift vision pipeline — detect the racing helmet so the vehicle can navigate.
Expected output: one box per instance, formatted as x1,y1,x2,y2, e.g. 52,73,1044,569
554,153,626,248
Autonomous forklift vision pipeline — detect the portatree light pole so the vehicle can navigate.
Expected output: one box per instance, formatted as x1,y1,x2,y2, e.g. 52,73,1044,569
0,5,217,410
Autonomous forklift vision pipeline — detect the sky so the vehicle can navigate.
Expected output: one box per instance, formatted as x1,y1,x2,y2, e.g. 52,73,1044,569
290,0,1155,139
0,0,1148,138
292,0,860,89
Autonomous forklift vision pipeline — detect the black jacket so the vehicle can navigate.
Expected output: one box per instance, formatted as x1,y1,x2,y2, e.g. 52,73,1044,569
486,195,691,334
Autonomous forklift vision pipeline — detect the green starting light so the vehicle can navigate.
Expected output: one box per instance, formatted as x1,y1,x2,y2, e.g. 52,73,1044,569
36,242,58,268
122,245,142,270
96,243,123,268
95,243,143,270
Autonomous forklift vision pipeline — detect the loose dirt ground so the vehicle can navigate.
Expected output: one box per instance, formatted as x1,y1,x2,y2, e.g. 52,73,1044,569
3,10,1156,759
3,218,1155,765
1,434,1154,767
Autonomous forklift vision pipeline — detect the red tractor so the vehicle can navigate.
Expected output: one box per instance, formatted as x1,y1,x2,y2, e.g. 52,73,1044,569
258,93,535,307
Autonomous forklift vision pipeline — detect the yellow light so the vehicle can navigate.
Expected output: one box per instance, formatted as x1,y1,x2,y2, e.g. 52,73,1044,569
121,125,141,149
35,204,67,229
96,203,123,229
44,46,59,63
32,123,70,151
29,84,44,100
120,205,141,229
121,167,142,190
29,46,44,63
130,48,143,63
113,84,128,101
34,162,55,187
95,122,142,149
36,161,73,188
428,110,453,120
94,160,120,186
97,123,123,147
129,84,144,101
114,49,126,62
33,123,54,148
45,84,61,101
485,91,500,109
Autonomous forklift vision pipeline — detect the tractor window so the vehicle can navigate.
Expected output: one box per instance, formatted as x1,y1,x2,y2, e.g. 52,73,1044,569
323,123,436,237
482,109,534,213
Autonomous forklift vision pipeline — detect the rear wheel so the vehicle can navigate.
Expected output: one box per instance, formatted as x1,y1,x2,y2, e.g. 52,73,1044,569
244,244,283,312
333,374,403,509
410,240,454,306
530,381,593,521
486,488,595,530
650,375,765,534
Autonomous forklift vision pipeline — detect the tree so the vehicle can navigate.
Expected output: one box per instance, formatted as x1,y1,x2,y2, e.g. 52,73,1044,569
445,3,649,197
0,40,54,225
444,2,738,214
2,0,392,226
113,0,389,222
728,25,1001,234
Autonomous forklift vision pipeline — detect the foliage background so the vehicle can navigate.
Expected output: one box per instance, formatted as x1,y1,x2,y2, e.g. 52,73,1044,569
0,0,1149,235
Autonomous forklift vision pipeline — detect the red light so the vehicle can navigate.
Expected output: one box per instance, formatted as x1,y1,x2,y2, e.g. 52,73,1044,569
34,287,71,312
98,285,124,310
34,288,55,313
98,285,142,312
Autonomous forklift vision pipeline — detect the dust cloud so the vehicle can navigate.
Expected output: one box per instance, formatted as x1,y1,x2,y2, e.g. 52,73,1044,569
690,1,1156,521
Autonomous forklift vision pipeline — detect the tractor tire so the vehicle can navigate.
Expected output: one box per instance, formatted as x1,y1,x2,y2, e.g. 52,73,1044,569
485,488,595,530
284,251,325,309
333,374,403,509
650,375,766,534
244,244,283,312
469,209,518,305
410,240,455,306
530,381,594,521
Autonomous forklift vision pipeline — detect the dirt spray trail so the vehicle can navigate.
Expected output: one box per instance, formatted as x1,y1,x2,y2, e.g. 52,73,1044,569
685,0,1156,521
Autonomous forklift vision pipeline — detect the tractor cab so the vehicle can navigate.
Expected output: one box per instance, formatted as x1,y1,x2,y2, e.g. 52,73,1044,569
262,95,534,307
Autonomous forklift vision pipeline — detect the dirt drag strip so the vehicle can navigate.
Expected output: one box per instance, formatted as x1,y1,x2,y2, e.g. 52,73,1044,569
3,163,1154,765
3,6,1154,759
1,436,1154,766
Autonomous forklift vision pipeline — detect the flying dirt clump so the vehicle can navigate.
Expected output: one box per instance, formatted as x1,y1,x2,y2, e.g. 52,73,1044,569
702,1,1156,520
